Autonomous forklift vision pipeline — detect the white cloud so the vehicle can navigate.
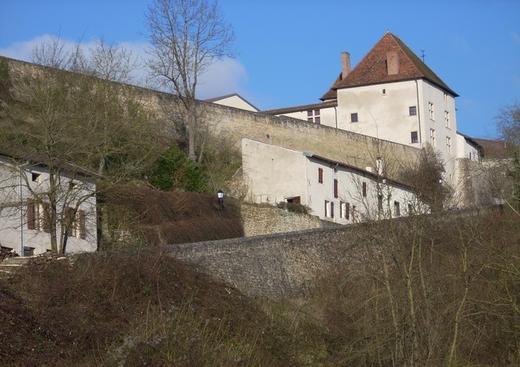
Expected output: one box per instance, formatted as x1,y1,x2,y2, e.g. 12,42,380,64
197,57,248,99
0,34,248,98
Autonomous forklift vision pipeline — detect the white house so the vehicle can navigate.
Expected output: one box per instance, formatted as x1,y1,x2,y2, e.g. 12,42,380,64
264,32,482,193
205,93,260,112
242,138,423,224
0,155,98,256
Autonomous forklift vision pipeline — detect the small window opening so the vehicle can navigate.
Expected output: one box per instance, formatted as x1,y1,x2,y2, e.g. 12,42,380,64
31,173,40,182
411,131,418,144
350,113,358,123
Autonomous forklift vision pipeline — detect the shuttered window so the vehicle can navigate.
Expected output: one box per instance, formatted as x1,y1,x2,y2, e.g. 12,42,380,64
27,200,36,230
333,179,338,198
78,210,86,240
318,168,323,183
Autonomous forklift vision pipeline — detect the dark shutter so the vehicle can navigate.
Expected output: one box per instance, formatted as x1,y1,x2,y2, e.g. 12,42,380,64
64,208,74,236
27,200,35,230
41,203,51,233
318,168,323,183
362,182,367,197
330,202,334,218
79,210,86,240
334,179,338,198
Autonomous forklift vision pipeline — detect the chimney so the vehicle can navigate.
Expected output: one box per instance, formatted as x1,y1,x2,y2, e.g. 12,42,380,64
341,52,351,79
386,51,399,75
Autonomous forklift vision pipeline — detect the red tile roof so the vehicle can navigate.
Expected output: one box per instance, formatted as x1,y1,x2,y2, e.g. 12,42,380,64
321,32,458,100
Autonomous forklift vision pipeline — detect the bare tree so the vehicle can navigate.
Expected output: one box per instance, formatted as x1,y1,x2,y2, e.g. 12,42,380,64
146,0,233,161
0,57,166,254
498,103,520,149
87,39,140,83
32,36,70,69
31,36,140,84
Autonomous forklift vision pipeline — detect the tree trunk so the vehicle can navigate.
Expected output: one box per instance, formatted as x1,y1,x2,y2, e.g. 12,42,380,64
48,171,58,253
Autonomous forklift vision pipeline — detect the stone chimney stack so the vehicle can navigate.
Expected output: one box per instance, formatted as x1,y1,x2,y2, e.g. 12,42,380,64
341,52,351,79
386,51,399,75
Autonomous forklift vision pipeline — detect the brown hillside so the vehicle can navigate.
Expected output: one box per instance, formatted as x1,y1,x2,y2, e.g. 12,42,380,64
103,185,244,246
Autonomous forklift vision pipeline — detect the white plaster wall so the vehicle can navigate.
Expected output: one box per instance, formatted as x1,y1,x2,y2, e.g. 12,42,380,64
241,139,308,205
211,95,258,112
418,80,458,186
336,80,421,147
0,159,97,256
278,106,337,128
305,157,419,224
456,133,479,161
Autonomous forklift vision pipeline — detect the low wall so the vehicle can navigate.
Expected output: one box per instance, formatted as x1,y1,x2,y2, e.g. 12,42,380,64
241,203,323,236
167,225,361,298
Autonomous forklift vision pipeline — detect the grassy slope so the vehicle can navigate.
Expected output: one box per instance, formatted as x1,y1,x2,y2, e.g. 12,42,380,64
1,210,519,366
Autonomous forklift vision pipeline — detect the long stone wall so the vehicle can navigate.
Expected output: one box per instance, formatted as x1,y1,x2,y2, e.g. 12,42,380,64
167,225,363,298
200,102,420,174
2,56,420,176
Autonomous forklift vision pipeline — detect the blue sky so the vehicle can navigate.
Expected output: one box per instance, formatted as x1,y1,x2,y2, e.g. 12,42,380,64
1,0,519,139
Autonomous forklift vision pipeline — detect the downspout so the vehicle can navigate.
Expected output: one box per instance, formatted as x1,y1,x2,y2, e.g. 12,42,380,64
415,80,422,145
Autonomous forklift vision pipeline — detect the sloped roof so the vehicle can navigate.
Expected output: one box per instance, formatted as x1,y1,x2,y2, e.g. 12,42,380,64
303,152,413,192
263,100,337,115
204,93,260,112
321,32,458,100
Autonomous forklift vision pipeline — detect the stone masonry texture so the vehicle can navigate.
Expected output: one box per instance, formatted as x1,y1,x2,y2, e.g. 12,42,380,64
241,203,323,237
167,225,363,298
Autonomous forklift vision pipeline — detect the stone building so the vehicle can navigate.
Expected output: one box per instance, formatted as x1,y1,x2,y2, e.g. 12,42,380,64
0,155,97,256
264,32,482,202
242,139,422,224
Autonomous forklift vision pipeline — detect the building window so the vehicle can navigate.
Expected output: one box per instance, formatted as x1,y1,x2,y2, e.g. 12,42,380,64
31,172,40,182
378,194,383,211
324,200,329,217
307,109,320,124
443,92,448,104
409,106,417,116
446,136,452,153
408,203,414,215
352,205,357,221
334,179,338,198
350,113,358,123
362,182,367,197
411,131,418,144
430,128,436,146
318,168,323,183
444,110,450,128
287,196,301,204
428,101,434,120
27,201,50,233
382,88,386,95
324,200,334,219
394,201,401,217
340,201,350,219
341,202,350,219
